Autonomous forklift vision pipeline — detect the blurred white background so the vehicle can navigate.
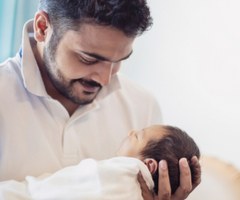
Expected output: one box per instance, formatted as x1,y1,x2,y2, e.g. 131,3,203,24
120,0,240,169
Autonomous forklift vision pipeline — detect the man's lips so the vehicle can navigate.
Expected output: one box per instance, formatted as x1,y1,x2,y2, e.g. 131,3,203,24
78,80,100,93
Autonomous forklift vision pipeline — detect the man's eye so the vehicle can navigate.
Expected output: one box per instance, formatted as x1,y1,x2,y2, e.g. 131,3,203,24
79,56,98,65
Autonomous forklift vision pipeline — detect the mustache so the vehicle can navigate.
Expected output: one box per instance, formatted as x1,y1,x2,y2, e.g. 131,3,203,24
72,79,102,87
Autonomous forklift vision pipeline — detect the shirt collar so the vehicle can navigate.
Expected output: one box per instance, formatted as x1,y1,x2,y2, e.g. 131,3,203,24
20,20,121,101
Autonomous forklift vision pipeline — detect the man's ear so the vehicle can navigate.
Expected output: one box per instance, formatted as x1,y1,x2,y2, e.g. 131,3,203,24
143,158,158,175
34,10,51,43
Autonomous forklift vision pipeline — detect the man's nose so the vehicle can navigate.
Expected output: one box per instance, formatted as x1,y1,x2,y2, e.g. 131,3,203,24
91,62,113,87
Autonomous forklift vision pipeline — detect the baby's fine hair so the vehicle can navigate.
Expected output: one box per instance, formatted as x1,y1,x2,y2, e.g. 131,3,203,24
140,125,200,195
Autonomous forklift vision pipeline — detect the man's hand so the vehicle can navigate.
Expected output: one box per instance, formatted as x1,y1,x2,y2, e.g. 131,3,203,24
137,156,201,200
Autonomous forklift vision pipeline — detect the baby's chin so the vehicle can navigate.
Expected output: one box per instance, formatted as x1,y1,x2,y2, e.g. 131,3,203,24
114,151,120,157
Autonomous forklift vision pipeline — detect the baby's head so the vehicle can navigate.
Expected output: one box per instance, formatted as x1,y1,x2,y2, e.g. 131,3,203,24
115,125,200,195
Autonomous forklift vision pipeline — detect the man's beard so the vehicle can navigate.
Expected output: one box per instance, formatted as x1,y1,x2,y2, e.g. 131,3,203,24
42,34,102,105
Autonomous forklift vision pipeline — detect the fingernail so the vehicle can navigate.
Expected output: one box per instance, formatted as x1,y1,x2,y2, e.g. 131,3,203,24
180,158,188,167
191,156,198,163
160,160,167,170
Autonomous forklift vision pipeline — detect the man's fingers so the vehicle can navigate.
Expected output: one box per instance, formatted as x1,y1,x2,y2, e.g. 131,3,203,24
190,156,201,190
156,160,171,200
137,171,155,200
137,171,149,193
172,158,192,200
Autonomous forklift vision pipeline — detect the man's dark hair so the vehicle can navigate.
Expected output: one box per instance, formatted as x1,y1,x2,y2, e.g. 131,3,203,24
38,0,153,39
140,126,200,195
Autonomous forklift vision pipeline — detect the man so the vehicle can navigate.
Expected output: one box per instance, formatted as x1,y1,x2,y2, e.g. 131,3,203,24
0,0,201,199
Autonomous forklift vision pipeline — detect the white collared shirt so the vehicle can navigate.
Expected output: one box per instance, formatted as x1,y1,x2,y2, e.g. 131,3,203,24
0,20,162,182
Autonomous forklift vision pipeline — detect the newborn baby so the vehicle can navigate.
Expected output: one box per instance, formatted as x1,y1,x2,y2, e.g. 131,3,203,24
115,125,200,195
23,125,200,200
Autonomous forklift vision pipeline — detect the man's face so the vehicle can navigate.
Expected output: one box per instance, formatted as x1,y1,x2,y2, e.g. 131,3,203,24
115,125,165,159
43,24,134,105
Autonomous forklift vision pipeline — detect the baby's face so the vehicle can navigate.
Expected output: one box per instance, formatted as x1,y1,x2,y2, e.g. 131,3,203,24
115,125,165,160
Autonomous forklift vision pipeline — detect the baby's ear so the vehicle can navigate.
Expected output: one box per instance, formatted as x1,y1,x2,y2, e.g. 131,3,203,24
143,158,158,174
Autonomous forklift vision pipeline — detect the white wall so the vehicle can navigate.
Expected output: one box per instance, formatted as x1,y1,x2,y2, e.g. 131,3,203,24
120,0,240,169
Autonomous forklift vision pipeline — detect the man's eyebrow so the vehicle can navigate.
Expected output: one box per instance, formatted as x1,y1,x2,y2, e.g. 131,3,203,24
79,50,133,63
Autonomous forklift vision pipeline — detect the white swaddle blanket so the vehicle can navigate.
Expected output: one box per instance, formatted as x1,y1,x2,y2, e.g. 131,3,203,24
25,157,154,200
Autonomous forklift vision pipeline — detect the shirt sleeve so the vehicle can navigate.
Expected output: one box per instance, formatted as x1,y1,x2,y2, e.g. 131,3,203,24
0,173,53,200
0,180,33,200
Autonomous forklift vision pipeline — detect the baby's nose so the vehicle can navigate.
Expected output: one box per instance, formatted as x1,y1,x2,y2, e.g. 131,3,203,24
128,130,135,136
